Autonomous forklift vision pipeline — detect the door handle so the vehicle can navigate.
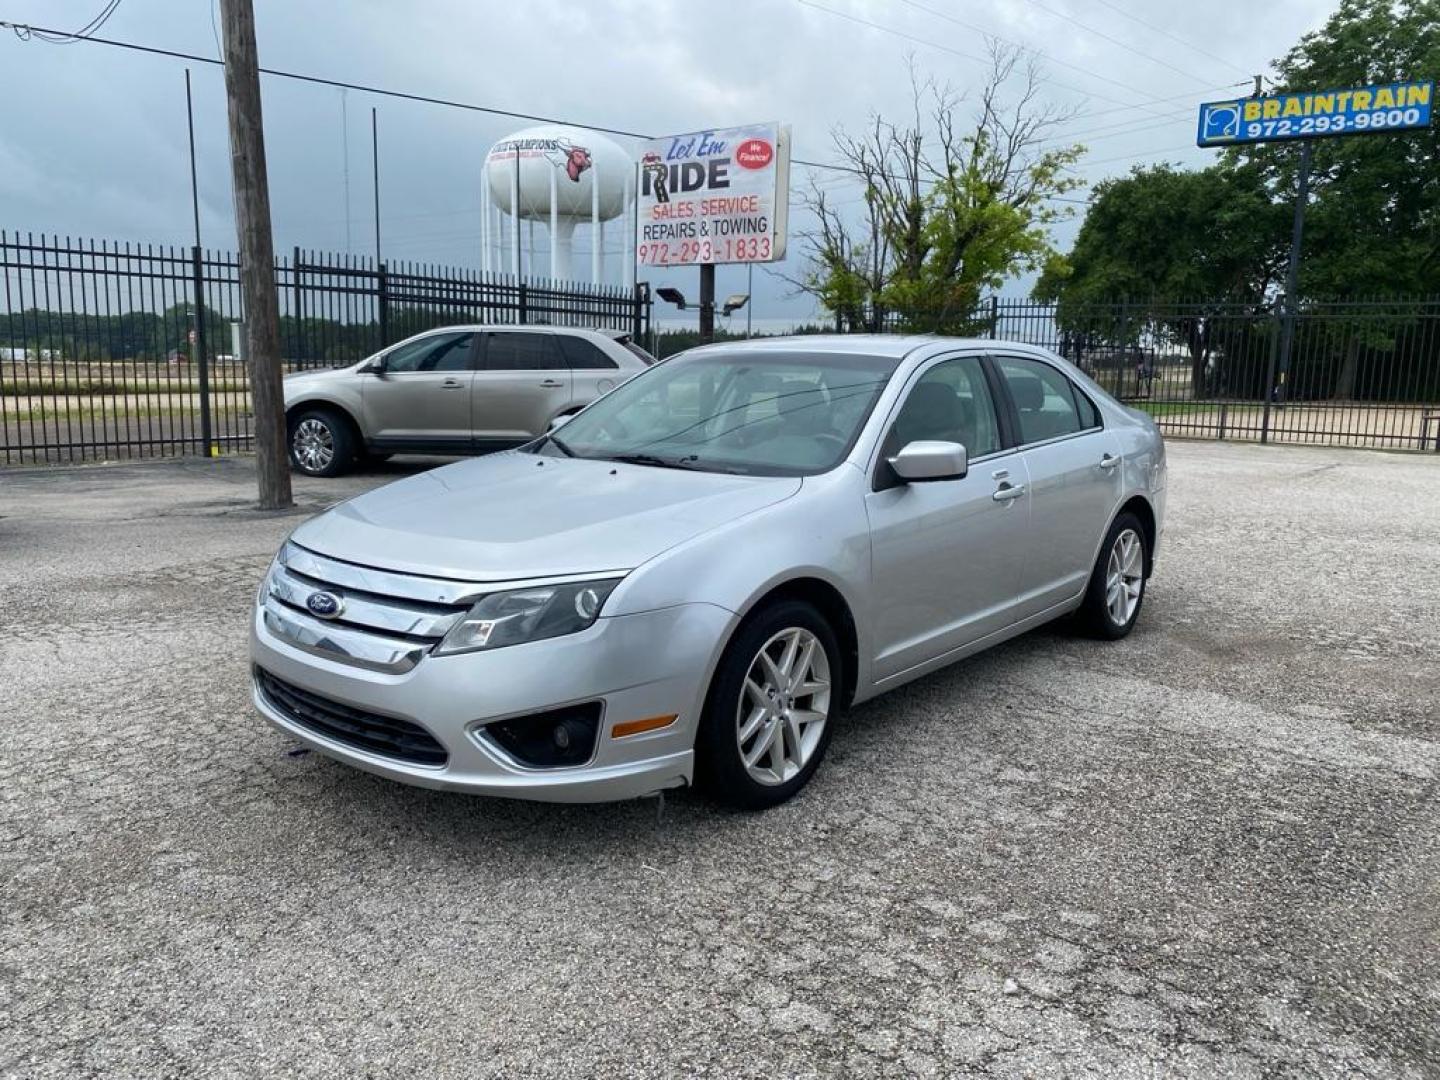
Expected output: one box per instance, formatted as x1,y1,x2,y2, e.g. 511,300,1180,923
440,378,464,390
539,379,564,388
992,483,1026,503
1099,453,1120,470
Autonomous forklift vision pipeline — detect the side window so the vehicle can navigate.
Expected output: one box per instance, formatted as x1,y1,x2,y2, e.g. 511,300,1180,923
484,332,564,371
556,335,618,370
383,333,474,373
883,356,1001,459
997,356,1083,444
1073,385,1102,429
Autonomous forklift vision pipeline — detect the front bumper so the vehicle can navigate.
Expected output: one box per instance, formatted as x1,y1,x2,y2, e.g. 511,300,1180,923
249,600,735,803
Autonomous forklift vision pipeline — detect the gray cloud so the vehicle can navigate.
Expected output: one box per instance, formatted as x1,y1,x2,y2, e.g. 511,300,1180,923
0,0,1331,325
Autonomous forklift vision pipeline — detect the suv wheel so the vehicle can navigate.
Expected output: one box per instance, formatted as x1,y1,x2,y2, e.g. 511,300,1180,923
288,408,354,477
696,600,841,810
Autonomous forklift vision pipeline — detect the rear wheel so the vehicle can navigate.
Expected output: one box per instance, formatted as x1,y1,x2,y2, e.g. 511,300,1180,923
696,600,841,810
288,408,355,477
1079,512,1147,639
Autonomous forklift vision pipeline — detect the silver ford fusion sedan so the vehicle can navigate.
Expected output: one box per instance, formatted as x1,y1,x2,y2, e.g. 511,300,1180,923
251,335,1165,809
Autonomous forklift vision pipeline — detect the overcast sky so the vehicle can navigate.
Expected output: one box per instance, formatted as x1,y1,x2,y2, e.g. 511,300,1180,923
0,0,1334,328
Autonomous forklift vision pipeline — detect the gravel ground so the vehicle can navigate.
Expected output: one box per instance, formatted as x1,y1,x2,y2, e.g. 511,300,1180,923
1,442,1438,1079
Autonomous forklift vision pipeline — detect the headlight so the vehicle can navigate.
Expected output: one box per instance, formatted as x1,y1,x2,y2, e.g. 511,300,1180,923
434,578,621,656
256,544,289,605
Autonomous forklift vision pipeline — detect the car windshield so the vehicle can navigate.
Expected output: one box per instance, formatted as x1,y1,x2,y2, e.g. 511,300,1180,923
538,347,901,476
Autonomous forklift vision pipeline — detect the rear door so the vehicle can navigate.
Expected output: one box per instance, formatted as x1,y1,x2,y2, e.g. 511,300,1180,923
359,331,476,449
555,333,623,408
471,330,574,446
991,354,1123,615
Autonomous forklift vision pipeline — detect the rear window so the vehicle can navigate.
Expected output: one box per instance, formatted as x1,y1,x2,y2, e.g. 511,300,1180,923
557,335,618,370
615,335,657,365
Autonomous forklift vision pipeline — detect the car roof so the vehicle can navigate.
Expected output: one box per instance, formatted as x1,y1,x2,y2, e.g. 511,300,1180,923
404,324,625,335
684,334,1035,360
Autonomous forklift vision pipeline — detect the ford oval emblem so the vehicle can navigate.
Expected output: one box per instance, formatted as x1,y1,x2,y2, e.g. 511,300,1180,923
306,591,343,619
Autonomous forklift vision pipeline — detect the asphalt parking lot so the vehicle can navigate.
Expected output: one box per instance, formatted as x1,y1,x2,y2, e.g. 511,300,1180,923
2,441,1438,1078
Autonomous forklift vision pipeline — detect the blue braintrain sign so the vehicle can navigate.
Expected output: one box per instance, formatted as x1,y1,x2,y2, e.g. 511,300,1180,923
1197,81,1433,147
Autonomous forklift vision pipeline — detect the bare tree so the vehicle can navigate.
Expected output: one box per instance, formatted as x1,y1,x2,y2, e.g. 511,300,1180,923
791,46,1082,333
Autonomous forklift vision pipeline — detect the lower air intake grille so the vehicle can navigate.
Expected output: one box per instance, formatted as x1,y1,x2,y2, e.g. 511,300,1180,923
256,668,448,767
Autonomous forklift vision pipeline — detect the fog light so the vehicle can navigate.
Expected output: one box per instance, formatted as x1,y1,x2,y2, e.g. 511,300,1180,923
483,703,601,769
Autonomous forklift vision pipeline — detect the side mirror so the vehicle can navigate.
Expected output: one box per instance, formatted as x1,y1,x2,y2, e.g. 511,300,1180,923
547,412,574,432
360,356,386,376
889,440,968,482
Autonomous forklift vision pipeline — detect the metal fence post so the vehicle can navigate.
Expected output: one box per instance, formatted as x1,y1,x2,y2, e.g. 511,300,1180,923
291,245,303,366
190,245,213,457
988,295,999,339
1260,309,1280,444
377,261,390,346
519,280,529,325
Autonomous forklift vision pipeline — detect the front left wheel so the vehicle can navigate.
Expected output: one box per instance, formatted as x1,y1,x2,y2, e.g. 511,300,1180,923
695,600,842,810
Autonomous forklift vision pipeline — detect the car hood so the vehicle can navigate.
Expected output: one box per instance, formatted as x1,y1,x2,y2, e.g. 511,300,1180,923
291,452,802,582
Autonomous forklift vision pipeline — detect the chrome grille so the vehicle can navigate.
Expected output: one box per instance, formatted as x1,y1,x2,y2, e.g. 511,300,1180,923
260,543,473,672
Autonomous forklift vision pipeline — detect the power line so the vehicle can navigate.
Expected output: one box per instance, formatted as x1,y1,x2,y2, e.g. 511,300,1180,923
796,0,1170,116
1079,143,1197,168
1084,0,1253,77
0,16,1233,169
1013,0,1214,85
1,16,1215,219
888,0,1197,107
13,0,122,43
0,18,655,139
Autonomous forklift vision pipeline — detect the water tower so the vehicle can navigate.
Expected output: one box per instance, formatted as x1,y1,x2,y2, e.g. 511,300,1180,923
482,124,633,286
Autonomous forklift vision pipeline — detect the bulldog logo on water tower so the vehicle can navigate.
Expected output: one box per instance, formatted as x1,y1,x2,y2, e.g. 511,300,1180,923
483,124,630,284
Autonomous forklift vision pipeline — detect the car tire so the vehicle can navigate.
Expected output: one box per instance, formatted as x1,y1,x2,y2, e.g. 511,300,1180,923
1079,511,1148,640
695,600,842,811
288,408,355,477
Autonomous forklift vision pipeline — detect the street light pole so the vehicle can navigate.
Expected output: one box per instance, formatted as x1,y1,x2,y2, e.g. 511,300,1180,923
698,263,715,344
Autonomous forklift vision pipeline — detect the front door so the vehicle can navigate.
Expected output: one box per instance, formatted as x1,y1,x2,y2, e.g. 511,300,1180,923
992,354,1124,615
472,331,575,446
865,354,1031,682
360,331,476,449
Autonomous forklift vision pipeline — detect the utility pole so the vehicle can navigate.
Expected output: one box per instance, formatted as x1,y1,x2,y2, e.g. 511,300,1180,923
219,0,291,509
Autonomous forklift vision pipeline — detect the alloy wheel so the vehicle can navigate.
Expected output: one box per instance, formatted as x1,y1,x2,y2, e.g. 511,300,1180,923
1105,527,1144,626
293,418,336,473
736,626,831,786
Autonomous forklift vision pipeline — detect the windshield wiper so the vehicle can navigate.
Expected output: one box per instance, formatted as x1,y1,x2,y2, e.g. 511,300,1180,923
546,432,575,457
601,453,701,470
602,453,753,475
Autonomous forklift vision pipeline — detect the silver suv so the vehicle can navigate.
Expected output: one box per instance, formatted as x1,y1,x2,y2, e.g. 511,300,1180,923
283,325,653,476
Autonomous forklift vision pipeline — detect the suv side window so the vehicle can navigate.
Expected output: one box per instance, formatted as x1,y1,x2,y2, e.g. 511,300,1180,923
882,355,1001,460
383,332,474,373
556,335,618,370
484,331,564,371
996,356,1084,444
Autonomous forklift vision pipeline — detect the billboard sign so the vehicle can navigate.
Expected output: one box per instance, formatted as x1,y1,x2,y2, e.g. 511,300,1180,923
1197,80,1433,147
636,122,791,267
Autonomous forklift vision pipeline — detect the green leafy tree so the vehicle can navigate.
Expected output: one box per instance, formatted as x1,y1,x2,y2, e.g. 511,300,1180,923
1237,0,1440,397
1035,163,1285,391
794,47,1083,333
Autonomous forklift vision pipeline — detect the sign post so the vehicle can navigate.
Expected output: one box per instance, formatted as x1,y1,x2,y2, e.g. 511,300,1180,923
1196,80,1433,401
635,122,791,342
